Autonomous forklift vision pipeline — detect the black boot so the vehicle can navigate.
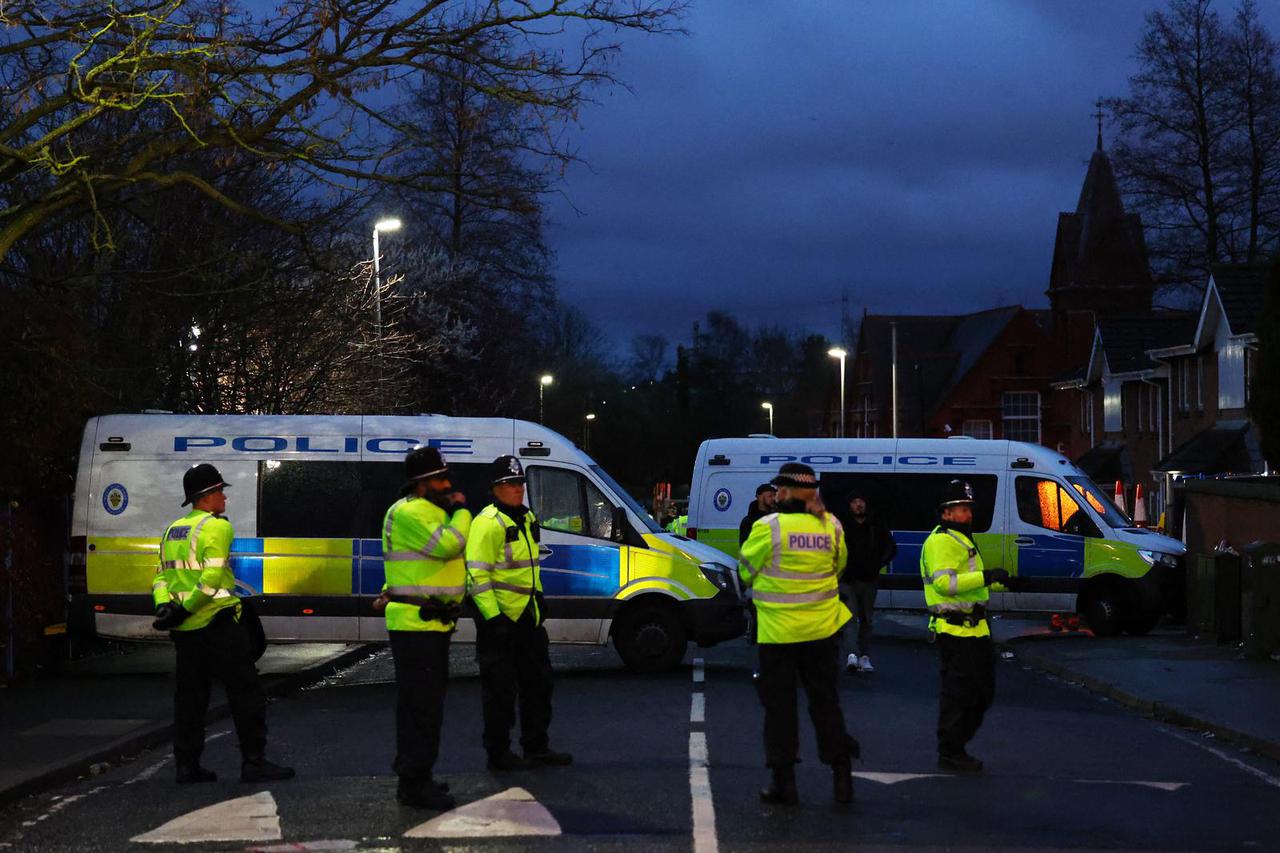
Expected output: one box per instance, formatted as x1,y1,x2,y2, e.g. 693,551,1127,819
175,764,217,784
397,779,456,810
937,751,983,773
525,748,573,767
240,754,295,782
833,760,854,803
759,765,799,805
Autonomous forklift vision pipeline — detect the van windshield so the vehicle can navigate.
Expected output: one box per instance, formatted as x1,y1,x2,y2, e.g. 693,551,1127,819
590,464,664,533
1066,476,1133,529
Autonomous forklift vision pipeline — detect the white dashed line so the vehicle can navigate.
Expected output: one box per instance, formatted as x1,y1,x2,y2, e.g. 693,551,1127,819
689,657,717,853
1165,730,1280,789
1076,779,1189,792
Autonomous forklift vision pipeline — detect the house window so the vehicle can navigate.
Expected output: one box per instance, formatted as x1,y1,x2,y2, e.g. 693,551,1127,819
1104,381,1122,432
962,420,993,439
1177,359,1190,413
1196,354,1204,411
1002,391,1041,444
1219,342,1247,409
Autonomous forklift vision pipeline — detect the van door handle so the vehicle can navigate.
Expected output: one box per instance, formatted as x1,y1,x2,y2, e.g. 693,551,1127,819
538,546,552,559
1014,537,1036,546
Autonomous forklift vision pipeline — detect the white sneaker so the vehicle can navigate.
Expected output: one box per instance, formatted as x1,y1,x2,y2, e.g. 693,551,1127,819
859,655,874,673
846,653,861,674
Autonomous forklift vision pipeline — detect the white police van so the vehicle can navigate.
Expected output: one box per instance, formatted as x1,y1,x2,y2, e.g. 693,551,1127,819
686,437,1186,636
70,414,746,671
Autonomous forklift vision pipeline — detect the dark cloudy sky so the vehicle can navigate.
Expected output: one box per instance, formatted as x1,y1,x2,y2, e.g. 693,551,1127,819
544,1,1280,350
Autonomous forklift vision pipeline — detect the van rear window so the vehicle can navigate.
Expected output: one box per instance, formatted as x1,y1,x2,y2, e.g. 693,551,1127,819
817,473,999,533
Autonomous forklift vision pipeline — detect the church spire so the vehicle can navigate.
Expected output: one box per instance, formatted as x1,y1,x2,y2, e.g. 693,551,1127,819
1093,98,1104,151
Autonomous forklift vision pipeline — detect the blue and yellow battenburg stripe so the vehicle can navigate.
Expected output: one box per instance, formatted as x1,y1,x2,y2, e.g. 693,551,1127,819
86,537,627,597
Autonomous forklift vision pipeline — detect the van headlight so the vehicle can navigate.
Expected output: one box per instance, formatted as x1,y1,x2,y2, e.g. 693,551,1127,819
1138,550,1178,567
699,561,734,591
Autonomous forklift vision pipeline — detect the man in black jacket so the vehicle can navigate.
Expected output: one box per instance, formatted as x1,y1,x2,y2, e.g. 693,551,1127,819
840,490,896,674
738,483,778,546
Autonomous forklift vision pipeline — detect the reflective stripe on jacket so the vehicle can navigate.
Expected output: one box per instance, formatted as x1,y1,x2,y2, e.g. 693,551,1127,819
737,510,851,644
155,510,239,631
381,496,472,632
465,505,541,622
920,525,989,638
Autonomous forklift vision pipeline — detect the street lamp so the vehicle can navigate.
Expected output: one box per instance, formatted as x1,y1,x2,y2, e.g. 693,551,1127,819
539,374,554,423
372,218,402,410
584,412,596,451
828,347,847,438
761,401,774,435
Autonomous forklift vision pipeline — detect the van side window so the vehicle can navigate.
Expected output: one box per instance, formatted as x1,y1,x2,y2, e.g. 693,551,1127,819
357,461,491,537
259,462,362,537
817,473,999,533
527,466,618,541
1015,476,1100,537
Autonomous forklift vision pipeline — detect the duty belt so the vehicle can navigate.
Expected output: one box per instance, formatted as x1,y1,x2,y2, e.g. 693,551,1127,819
379,593,462,623
938,604,987,628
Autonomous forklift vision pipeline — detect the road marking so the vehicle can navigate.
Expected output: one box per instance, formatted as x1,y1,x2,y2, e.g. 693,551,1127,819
854,772,946,785
1165,730,1280,789
1076,779,1189,792
20,787,107,828
123,758,170,785
131,791,281,844
247,841,359,851
688,657,717,853
404,787,560,838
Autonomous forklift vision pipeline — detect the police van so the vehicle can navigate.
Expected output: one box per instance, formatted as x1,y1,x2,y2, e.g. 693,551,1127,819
686,437,1186,636
70,414,745,671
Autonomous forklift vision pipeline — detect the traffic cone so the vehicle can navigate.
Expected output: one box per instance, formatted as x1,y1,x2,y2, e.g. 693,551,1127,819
1133,484,1148,527
1113,480,1127,514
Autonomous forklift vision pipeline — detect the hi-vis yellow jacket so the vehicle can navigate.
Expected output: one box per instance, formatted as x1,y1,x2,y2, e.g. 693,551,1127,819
154,510,239,631
738,509,851,644
465,505,542,623
920,525,990,638
381,496,472,632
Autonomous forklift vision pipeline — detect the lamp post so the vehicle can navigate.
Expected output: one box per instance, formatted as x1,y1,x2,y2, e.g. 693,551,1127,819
584,412,596,452
828,347,847,438
761,401,774,435
539,374,554,423
372,218,402,409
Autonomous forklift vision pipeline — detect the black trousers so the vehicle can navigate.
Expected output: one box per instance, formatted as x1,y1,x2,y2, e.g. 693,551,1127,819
475,606,553,755
171,608,267,765
757,635,851,768
388,630,451,782
936,634,995,757
850,580,877,657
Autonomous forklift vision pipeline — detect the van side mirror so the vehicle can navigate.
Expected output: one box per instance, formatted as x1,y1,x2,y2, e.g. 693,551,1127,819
611,506,627,543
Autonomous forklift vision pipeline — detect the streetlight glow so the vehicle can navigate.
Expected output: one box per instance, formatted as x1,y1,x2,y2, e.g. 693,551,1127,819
540,374,554,386
374,218,402,233
761,401,774,434
828,348,847,438
585,413,596,421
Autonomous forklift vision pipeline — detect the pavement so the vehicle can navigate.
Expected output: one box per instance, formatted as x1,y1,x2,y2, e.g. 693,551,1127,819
0,642,375,806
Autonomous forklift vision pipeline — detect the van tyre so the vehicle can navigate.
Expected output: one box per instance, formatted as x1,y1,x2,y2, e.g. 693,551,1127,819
614,602,688,673
1078,582,1125,637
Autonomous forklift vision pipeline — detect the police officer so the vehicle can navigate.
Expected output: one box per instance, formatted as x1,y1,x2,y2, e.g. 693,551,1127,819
921,479,1010,773
465,456,572,772
378,447,472,810
738,462,855,805
153,464,294,784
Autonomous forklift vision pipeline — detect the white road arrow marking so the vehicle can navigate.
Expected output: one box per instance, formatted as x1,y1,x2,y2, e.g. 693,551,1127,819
131,791,281,844
854,772,947,785
1077,779,1189,792
404,787,560,839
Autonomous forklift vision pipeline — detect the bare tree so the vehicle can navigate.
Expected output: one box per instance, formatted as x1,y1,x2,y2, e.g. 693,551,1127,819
0,0,683,259
1108,0,1280,289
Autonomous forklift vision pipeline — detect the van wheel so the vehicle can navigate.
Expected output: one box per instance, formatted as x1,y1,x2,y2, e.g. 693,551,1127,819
1079,581,1126,637
613,601,688,673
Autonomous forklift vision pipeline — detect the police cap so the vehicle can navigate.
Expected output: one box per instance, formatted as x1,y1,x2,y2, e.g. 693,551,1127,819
940,479,976,509
489,455,526,486
772,462,820,488
404,446,449,483
182,463,230,506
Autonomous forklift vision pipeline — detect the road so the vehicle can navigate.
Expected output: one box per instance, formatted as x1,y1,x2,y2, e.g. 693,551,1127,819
2,627,1278,852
